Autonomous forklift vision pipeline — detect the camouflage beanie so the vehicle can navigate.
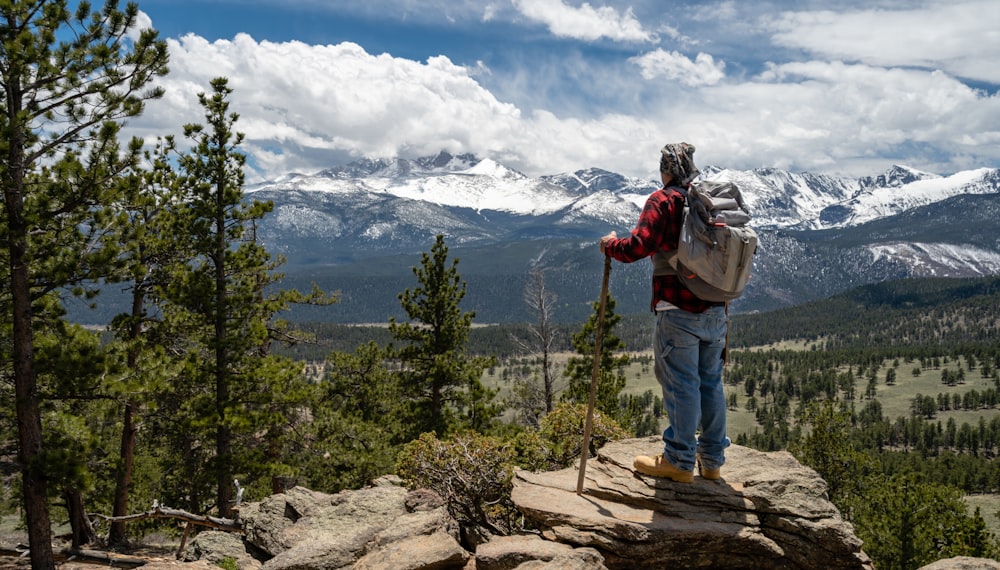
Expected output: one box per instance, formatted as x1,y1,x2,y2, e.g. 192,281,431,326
660,142,699,186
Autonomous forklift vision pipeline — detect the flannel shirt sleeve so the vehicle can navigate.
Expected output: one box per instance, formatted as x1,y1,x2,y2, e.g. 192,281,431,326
604,190,676,263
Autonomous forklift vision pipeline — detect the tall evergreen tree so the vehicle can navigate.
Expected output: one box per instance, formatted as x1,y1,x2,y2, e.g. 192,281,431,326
562,294,633,428
0,2,167,565
105,135,182,546
789,401,876,505
294,342,406,492
389,234,500,437
35,320,121,548
156,77,317,516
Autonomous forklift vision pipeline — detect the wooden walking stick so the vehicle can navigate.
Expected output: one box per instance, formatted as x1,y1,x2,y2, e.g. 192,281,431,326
577,253,612,495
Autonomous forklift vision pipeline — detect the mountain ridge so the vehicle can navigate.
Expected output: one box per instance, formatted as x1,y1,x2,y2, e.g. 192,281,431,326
72,152,1000,325
248,152,1000,238
241,153,1000,323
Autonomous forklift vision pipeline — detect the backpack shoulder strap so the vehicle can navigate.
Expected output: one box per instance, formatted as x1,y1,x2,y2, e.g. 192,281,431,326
651,186,689,276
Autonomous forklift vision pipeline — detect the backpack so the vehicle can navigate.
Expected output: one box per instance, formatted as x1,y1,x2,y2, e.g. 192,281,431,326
652,180,758,303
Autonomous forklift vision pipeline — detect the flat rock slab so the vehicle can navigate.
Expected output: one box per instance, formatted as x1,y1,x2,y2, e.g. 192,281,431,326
512,437,874,570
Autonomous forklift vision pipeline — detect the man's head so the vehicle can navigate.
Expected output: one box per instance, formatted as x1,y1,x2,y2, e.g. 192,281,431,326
660,142,699,187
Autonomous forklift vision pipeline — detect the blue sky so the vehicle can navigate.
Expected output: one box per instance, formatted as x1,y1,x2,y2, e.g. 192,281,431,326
125,0,1000,182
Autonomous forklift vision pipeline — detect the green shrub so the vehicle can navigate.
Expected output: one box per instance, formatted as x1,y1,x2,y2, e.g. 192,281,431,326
539,402,629,468
397,403,629,537
398,431,520,535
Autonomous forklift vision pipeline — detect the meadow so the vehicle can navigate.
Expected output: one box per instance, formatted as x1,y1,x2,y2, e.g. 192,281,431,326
483,340,1000,535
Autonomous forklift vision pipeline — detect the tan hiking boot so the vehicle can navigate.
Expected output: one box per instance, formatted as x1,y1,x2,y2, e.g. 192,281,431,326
633,454,694,483
697,456,721,480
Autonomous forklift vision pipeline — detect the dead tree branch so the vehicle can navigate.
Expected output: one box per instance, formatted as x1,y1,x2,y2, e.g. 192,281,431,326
96,504,242,533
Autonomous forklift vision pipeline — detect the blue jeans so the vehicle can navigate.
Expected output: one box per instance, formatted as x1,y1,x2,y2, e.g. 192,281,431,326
654,306,730,472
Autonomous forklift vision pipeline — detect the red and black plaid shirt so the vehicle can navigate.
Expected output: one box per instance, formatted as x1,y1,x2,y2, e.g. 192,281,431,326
604,186,722,313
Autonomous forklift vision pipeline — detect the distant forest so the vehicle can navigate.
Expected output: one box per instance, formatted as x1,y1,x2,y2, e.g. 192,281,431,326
280,274,1000,495
277,275,1000,360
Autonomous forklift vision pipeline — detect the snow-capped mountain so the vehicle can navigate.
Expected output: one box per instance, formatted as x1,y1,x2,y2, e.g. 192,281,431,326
699,166,864,229
696,164,1000,230
243,152,1000,323
821,167,999,227
250,152,583,217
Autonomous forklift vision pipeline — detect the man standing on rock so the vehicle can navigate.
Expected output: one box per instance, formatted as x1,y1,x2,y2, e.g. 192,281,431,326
599,142,729,483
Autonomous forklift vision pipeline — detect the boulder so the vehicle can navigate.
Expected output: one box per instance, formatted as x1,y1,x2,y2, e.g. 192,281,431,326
511,437,874,570
918,557,1000,570
474,535,607,570
186,477,467,570
183,530,262,569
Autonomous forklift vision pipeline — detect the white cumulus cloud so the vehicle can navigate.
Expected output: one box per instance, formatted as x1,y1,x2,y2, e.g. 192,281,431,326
630,49,726,86
134,34,525,180
512,0,656,42
766,0,1000,84
122,1,1000,182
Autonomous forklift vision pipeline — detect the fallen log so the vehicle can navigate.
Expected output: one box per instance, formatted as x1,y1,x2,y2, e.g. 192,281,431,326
0,544,26,557
57,547,150,568
97,505,242,533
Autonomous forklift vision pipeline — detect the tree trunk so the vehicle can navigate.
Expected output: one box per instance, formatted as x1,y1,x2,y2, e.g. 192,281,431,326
12,271,55,569
108,399,137,547
63,487,98,548
525,267,557,413
57,547,147,568
217,421,233,517
214,183,233,519
109,287,145,548
5,82,56,569
543,345,554,413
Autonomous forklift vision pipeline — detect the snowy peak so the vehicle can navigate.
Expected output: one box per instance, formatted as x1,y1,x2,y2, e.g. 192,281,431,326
542,167,657,196
414,150,480,172
863,164,939,189
542,168,660,210
460,157,526,180
312,151,481,179
695,164,998,230
380,168,576,215
560,188,641,228
698,167,862,229
251,152,583,217
820,167,998,228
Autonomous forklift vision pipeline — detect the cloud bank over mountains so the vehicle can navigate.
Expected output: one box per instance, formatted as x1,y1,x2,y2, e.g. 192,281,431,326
128,0,1000,183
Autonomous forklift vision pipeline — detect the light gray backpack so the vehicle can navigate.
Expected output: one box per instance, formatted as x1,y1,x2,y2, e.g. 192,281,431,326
653,180,758,302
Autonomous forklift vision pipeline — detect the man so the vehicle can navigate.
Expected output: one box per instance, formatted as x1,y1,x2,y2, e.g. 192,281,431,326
599,142,729,483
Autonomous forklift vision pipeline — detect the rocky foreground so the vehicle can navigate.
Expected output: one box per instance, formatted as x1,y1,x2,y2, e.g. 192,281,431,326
177,437,998,569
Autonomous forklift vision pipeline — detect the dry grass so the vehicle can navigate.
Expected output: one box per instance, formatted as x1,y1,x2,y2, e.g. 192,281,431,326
964,494,1000,538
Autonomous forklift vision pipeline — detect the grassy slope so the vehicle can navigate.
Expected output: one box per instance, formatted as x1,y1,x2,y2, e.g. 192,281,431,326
484,274,1000,532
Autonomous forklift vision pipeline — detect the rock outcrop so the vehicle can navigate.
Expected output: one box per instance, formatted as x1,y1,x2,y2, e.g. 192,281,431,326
180,438,998,569
511,437,874,570
919,557,1000,570
188,475,470,569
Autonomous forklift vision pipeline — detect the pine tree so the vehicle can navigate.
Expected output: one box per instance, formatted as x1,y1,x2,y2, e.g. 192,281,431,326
847,473,996,569
156,77,318,516
562,294,634,429
790,401,876,505
389,235,500,437
33,321,120,547
0,2,167,565
296,342,406,492
105,136,183,546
